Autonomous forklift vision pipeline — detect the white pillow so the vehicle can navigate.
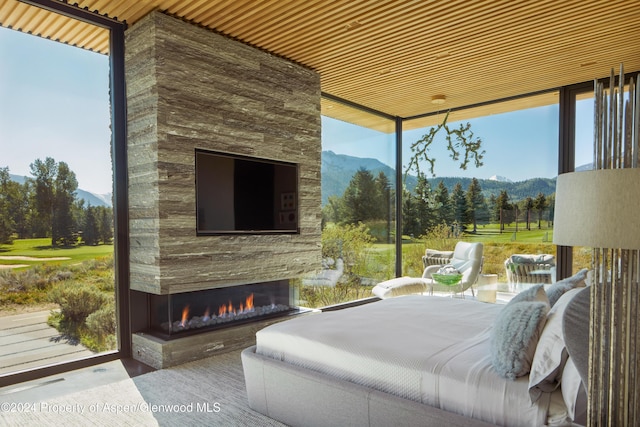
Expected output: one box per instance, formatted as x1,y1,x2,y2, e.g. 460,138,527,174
528,288,582,402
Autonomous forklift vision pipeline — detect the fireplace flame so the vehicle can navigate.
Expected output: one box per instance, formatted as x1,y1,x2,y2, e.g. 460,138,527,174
180,305,190,327
165,293,287,334
216,293,255,317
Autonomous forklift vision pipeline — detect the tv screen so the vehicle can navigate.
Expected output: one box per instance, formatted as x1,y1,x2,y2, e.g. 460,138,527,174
195,149,299,234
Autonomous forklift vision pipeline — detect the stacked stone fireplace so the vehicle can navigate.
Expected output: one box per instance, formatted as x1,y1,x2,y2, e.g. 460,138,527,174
125,12,321,369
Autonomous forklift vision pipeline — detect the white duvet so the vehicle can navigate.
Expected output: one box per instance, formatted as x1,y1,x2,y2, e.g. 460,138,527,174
256,295,557,426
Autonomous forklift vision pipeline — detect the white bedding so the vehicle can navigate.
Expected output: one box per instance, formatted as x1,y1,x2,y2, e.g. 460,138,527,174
256,295,560,426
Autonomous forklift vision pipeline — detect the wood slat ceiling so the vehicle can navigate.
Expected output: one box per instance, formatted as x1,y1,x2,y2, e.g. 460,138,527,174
1,0,639,132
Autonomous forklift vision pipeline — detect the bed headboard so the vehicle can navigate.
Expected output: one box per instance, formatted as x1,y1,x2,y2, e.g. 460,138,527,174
562,286,590,390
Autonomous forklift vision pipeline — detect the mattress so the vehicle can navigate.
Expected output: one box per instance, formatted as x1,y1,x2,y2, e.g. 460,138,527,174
256,295,558,426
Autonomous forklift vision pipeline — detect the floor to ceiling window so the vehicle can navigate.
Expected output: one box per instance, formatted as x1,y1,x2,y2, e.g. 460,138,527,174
0,21,116,376
572,91,596,275
297,104,395,308
401,95,560,293
570,79,636,276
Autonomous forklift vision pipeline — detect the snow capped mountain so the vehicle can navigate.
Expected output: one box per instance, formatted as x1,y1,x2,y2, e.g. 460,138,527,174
488,175,513,183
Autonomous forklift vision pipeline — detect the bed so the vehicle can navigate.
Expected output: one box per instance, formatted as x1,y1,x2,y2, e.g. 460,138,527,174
242,271,589,427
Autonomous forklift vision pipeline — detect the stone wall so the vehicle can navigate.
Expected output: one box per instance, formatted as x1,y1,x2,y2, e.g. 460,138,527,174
125,11,322,295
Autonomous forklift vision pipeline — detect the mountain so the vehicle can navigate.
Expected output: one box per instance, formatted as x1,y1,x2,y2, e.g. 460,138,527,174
321,151,557,205
9,174,112,208
321,151,417,205
78,190,112,208
575,163,593,172
489,175,513,183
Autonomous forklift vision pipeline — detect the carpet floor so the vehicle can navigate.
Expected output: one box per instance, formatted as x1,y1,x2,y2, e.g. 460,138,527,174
0,349,287,426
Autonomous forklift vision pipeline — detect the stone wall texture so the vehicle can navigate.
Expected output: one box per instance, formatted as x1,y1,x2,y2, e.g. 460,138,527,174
125,11,322,295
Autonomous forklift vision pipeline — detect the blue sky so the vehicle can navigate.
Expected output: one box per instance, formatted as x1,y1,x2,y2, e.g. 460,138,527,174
1,26,593,194
0,26,112,195
324,100,593,183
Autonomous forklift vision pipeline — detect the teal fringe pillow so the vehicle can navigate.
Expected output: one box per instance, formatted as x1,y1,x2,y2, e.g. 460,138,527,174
490,301,549,379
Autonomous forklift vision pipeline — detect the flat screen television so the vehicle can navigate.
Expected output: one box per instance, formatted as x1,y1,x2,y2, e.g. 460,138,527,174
195,149,299,235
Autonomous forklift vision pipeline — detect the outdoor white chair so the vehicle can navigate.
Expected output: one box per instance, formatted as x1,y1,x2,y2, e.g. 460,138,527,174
504,254,555,284
372,241,484,299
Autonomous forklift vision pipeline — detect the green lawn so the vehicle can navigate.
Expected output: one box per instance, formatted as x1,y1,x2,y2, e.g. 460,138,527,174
0,238,114,267
364,224,558,281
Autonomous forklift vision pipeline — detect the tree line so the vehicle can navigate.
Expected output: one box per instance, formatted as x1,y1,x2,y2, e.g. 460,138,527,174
322,168,554,240
0,157,113,246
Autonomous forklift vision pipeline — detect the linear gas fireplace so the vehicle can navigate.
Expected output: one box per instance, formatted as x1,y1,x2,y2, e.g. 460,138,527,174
131,280,310,369
145,280,298,340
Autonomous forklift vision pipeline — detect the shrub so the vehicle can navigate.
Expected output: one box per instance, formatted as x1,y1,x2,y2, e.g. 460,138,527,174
0,268,44,292
322,222,374,279
48,283,111,324
54,271,73,281
85,301,116,337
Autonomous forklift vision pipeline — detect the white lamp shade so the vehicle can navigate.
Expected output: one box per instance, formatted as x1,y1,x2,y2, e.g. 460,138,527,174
553,168,640,250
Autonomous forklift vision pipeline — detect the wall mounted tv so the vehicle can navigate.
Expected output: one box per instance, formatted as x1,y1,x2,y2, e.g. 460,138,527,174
195,149,299,235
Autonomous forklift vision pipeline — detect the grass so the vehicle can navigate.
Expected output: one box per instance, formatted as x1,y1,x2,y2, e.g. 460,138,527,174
363,223,566,284
0,238,113,267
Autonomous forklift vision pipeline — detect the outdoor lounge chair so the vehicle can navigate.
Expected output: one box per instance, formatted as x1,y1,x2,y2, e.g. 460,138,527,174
504,254,555,284
372,241,483,299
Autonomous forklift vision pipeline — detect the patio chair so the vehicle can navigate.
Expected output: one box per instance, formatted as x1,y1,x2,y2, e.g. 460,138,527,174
504,254,555,284
422,241,484,296
372,241,483,299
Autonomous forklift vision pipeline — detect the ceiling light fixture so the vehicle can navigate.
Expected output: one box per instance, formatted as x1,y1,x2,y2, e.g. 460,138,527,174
431,94,446,105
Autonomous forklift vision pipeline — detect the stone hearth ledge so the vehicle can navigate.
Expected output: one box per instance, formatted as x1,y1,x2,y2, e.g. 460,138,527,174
132,308,318,369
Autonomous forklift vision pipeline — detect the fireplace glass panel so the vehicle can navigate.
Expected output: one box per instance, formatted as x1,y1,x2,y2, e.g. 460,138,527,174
148,280,296,339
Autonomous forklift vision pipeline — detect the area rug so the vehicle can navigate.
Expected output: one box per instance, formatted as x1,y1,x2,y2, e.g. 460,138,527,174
0,349,286,426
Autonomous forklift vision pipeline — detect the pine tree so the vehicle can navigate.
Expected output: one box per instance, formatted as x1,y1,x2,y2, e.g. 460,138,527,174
466,178,484,233
433,181,453,225
98,206,114,244
413,173,435,235
533,192,547,229
523,196,534,230
401,187,420,237
29,157,56,238
374,172,392,220
495,190,512,231
51,162,78,247
83,205,99,246
342,168,378,223
451,182,467,225
0,167,16,243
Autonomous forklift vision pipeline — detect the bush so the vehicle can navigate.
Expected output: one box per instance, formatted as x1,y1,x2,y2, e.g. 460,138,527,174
54,271,73,281
85,301,116,337
83,301,117,351
0,268,44,292
48,283,111,324
322,222,374,278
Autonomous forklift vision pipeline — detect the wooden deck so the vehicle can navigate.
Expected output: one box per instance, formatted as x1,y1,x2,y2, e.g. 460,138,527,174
0,311,94,375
